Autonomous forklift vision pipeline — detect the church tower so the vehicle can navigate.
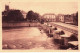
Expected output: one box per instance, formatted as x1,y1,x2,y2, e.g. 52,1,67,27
5,5,9,11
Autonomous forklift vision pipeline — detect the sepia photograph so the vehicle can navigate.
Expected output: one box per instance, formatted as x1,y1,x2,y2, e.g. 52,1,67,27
2,0,78,51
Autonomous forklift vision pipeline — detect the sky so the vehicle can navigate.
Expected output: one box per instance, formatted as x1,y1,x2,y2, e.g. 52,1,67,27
1,0,78,15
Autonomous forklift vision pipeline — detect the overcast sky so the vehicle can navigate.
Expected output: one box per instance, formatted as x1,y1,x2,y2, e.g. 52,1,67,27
1,0,78,15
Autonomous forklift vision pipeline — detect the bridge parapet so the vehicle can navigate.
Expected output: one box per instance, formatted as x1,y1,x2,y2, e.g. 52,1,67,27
50,23,78,35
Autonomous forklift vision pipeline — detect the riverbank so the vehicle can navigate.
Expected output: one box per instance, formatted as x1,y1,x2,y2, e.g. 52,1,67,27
2,22,41,27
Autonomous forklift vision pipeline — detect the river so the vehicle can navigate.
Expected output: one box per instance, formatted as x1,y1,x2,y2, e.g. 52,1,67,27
2,27,59,50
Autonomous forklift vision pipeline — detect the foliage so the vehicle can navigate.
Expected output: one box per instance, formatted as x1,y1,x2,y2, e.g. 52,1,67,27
26,10,40,22
2,10,24,22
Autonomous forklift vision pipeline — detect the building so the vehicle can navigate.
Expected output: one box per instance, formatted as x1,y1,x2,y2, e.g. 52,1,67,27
64,15,73,23
57,14,65,22
2,5,10,17
42,13,56,22
5,5,9,11
56,14,74,23
2,5,26,19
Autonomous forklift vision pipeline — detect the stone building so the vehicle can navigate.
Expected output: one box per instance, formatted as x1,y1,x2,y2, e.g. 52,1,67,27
42,13,56,22
2,5,10,17
2,5,26,19
57,14,65,22
64,15,73,23
56,14,74,23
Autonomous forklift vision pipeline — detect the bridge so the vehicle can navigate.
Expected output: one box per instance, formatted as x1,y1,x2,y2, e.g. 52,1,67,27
50,22,78,35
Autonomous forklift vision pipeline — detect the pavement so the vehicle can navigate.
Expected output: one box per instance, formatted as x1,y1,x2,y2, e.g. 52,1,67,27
50,22,78,31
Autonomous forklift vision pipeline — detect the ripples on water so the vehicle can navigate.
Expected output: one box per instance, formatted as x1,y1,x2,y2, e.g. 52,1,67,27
3,27,42,40
2,27,59,49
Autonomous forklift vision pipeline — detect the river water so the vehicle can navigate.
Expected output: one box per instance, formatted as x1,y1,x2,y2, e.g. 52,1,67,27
2,27,59,50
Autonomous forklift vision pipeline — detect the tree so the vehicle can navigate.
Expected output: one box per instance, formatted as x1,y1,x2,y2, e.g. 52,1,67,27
26,10,34,20
26,10,40,22
4,10,24,22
